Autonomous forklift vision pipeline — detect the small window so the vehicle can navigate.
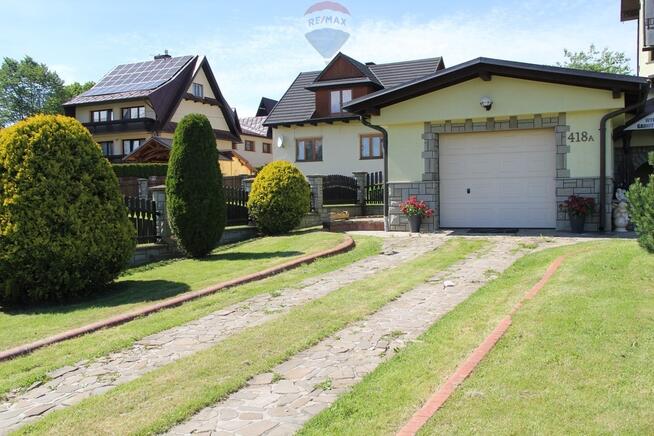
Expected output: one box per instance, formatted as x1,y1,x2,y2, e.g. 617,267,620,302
122,106,145,120
330,89,353,114
262,142,272,154
296,138,322,162
99,141,113,156
244,140,255,152
192,83,204,98
360,134,383,159
122,138,144,154
91,109,113,123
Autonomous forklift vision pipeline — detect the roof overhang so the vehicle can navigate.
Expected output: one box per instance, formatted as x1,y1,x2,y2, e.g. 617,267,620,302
344,57,650,115
621,0,640,21
305,77,383,91
264,114,359,128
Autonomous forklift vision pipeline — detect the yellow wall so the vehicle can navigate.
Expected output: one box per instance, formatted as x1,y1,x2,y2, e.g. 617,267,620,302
74,99,155,123
170,67,230,131
91,131,152,156
272,122,384,176
234,133,274,169
566,110,614,178
387,123,424,182
219,159,252,176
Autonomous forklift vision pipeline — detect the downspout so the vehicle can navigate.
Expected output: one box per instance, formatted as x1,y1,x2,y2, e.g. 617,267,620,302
599,90,648,231
361,115,389,231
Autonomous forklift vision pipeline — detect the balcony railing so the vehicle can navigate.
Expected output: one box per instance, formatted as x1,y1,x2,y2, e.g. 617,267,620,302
83,118,156,134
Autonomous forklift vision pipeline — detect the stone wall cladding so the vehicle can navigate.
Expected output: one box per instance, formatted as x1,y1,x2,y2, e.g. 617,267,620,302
556,177,613,232
388,181,438,232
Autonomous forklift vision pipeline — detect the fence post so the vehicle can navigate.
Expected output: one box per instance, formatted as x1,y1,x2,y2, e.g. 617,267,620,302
352,172,368,207
306,175,324,212
241,177,255,192
150,185,172,244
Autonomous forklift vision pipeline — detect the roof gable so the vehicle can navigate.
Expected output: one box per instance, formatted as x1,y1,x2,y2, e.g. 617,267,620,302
314,52,380,85
122,137,171,163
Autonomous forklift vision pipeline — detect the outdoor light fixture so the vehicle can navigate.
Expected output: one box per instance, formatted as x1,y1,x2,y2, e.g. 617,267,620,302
480,96,493,111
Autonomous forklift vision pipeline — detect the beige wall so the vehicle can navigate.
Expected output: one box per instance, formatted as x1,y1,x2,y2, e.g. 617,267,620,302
272,122,384,176
74,99,155,123
637,3,654,77
372,76,625,182
233,134,274,169
91,131,151,156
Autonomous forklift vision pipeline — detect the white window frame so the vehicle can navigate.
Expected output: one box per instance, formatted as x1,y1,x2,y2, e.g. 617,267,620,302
330,89,353,114
192,83,204,98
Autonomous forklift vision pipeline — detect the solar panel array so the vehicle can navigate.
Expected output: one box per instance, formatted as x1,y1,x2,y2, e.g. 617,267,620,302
84,55,194,97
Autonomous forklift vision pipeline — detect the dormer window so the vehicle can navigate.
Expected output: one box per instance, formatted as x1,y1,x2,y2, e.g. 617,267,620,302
330,89,352,114
192,83,204,98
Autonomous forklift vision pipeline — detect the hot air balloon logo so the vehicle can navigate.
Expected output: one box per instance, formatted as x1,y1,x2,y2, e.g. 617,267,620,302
304,1,351,60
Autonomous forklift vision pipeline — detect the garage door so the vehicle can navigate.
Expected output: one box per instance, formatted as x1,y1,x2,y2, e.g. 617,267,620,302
439,129,556,228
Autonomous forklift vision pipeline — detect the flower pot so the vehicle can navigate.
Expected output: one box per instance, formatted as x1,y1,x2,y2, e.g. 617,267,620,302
569,214,586,233
408,215,422,233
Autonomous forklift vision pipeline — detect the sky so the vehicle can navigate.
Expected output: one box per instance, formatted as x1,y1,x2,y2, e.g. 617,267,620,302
0,0,638,116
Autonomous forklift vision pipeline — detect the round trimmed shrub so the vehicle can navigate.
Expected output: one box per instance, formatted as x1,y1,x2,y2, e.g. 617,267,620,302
0,115,135,305
247,161,311,235
166,113,225,257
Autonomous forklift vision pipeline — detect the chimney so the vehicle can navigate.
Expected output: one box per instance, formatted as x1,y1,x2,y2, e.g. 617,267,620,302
154,49,171,60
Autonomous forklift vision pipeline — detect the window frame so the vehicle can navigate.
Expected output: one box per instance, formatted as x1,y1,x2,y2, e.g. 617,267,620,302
330,89,353,114
90,109,113,123
244,140,255,152
122,138,145,155
192,83,204,98
359,134,384,160
295,137,323,162
121,106,146,120
99,141,113,156
262,142,272,154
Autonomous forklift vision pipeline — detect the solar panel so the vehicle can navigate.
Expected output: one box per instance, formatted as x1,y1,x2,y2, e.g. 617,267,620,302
83,55,194,97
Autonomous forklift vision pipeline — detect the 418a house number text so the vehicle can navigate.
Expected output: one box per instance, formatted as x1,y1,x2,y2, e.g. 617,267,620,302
568,131,595,143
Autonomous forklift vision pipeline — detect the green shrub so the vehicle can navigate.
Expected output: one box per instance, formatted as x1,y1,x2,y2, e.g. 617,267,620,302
628,156,654,253
247,161,310,235
0,115,135,305
112,163,168,178
166,114,225,257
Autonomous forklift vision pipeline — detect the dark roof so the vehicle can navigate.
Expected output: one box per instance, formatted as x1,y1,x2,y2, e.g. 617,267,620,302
239,116,270,138
345,57,650,114
256,97,279,117
314,53,383,87
265,53,444,126
621,0,639,21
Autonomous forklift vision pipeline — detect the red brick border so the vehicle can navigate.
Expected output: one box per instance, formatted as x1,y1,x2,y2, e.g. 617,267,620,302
397,255,565,436
0,234,355,362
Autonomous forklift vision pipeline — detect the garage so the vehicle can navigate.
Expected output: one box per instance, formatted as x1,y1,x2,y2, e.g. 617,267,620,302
439,129,556,228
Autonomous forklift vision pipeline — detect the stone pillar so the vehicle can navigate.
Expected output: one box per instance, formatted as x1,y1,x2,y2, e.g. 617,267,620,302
306,175,324,216
241,177,255,192
150,185,172,244
352,172,368,206
137,178,149,199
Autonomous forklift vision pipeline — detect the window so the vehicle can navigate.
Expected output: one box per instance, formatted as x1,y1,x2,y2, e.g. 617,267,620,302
296,138,322,162
330,89,353,114
122,139,144,154
122,106,145,120
91,109,113,123
99,141,113,156
232,143,238,150
244,140,255,152
262,142,272,154
360,134,383,159
192,83,204,98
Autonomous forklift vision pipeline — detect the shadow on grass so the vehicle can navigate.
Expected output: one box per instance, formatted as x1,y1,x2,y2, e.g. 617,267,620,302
201,250,304,262
1,280,191,316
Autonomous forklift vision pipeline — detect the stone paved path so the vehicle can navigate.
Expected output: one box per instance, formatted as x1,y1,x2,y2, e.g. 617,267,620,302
165,236,577,436
0,235,446,435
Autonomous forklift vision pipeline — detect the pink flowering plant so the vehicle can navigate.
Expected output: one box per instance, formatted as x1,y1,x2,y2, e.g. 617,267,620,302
399,196,434,218
561,195,596,217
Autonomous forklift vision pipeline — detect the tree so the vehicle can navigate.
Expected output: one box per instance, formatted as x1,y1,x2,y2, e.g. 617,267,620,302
166,114,226,257
0,115,135,305
558,44,632,75
0,56,93,126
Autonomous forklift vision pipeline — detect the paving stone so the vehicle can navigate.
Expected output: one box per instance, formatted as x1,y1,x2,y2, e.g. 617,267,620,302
24,404,54,417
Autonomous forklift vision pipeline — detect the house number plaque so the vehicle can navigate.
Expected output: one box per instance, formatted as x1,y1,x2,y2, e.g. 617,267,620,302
567,131,595,143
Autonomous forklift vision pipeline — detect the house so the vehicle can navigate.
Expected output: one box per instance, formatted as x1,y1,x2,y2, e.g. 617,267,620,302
232,98,278,170
344,57,650,232
63,53,250,176
265,53,444,176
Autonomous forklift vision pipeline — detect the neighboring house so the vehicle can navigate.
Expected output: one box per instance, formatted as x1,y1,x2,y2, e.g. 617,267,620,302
265,52,444,176
233,98,278,169
63,53,249,176
345,57,649,232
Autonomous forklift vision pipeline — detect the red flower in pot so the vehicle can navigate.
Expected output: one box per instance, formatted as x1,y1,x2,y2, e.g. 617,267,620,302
399,196,433,232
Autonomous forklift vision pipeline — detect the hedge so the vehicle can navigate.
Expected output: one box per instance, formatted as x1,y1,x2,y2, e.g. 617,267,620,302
112,163,168,178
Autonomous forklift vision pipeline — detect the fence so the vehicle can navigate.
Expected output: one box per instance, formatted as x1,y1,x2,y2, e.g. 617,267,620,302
124,196,158,243
225,186,249,226
323,174,359,205
364,171,384,205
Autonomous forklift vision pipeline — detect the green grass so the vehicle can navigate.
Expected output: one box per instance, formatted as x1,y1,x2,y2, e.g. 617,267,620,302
0,234,381,397
0,231,345,352
299,240,654,436
17,238,487,436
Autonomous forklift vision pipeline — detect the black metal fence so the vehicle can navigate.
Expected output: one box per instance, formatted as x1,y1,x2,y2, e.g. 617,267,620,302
124,196,158,243
365,171,384,205
323,174,358,205
225,186,249,226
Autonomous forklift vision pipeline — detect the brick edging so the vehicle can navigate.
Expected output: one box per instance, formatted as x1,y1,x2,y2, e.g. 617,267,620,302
397,256,565,436
0,234,355,362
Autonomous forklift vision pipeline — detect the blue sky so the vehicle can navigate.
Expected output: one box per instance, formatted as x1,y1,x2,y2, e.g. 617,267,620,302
0,0,637,115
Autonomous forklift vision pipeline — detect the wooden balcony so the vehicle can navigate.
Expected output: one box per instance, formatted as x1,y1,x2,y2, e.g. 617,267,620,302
83,118,156,135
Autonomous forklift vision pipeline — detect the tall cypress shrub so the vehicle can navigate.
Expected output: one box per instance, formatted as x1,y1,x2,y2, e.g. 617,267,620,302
0,115,135,305
166,114,225,257
628,152,654,253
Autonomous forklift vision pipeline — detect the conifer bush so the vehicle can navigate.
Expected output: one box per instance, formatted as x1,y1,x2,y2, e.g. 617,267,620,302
0,115,135,305
247,161,310,235
166,114,225,257
628,152,654,253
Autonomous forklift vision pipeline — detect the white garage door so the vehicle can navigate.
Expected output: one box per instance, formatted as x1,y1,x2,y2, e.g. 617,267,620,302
439,129,556,228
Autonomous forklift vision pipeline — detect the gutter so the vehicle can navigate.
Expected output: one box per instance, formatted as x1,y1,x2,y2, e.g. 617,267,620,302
599,89,649,231
360,116,389,231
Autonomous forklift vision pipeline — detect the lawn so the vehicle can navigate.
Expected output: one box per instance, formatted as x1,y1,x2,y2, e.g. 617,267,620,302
0,230,346,352
16,238,487,435
299,240,654,436
0,234,381,397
